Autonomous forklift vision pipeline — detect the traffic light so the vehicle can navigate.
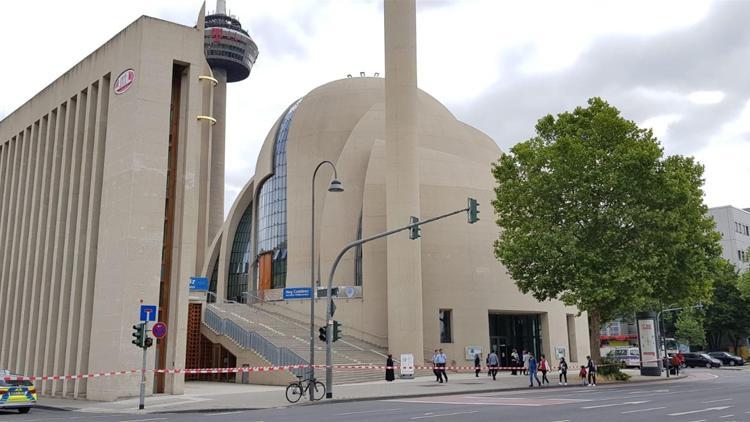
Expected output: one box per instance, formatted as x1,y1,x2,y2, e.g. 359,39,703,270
468,198,479,224
144,337,154,349
318,326,327,342
132,323,145,348
333,320,343,342
409,216,421,240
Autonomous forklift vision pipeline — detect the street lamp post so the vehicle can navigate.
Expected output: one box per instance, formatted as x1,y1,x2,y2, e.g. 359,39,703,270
310,161,343,401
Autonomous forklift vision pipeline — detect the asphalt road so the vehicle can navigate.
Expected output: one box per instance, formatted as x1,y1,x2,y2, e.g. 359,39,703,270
2,368,748,422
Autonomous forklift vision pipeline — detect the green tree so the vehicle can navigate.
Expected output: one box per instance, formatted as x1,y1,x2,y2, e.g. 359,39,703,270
704,263,750,352
492,97,723,361
674,310,704,349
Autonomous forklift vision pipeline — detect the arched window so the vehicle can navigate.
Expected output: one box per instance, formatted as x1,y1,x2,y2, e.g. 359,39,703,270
256,99,301,289
227,205,253,300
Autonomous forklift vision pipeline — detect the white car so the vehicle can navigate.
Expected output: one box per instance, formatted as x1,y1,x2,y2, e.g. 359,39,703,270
608,347,641,368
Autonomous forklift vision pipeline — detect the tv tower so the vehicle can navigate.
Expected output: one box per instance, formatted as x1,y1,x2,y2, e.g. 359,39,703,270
204,0,259,238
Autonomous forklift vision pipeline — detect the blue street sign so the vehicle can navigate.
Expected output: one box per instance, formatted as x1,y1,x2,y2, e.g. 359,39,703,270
283,287,313,300
189,276,209,292
140,305,157,322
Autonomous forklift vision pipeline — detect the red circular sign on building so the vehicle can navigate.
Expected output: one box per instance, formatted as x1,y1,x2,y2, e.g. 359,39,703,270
114,69,135,95
151,322,168,339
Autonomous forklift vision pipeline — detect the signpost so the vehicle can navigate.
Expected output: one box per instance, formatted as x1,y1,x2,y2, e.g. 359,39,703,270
189,276,209,292
138,307,154,410
139,305,157,322
283,287,313,300
151,322,167,339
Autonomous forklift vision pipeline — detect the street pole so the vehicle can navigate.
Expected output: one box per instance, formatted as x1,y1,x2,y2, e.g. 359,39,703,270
325,204,472,398
139,319,149,410
310,160,342,401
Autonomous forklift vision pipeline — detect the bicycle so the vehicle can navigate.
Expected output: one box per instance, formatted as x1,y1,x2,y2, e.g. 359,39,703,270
285,375,326,403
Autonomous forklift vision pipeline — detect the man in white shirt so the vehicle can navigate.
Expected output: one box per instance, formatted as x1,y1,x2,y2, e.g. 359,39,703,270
522,350,530,375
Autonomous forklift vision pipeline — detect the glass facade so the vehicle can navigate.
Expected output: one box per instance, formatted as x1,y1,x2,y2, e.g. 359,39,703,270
208,254,219,303
488,313,542,366
256,99,301,289
227,205,253,301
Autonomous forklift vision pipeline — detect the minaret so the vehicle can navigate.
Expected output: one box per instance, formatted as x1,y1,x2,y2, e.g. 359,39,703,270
203,0,259,240
384,0,424,360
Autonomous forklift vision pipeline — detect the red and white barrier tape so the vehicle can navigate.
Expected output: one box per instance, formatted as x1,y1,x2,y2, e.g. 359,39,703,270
3,361,648,382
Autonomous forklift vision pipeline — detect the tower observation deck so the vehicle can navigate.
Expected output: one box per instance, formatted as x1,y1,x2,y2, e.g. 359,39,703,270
204,0,259,82
201,0,259,251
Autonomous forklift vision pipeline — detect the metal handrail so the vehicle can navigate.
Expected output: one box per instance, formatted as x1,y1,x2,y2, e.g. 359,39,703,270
203,307,306,377
240,290,388,346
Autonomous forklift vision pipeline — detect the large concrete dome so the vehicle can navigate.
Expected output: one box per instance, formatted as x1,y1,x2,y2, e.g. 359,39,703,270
207,76,589,367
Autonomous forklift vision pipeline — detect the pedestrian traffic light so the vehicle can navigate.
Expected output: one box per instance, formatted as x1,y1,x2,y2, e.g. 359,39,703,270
319,326,327,342
468,198,479,224
333,320,342,342
132,323,145,348
409,216,421,240
144,337,154,349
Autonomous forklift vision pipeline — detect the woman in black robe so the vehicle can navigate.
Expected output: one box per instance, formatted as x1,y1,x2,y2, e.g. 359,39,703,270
385,354,395,382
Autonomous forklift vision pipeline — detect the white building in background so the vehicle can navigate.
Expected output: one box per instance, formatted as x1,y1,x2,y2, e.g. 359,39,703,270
709,205,750,271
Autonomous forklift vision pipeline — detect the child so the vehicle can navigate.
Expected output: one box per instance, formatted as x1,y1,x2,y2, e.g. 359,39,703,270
579,365,588,386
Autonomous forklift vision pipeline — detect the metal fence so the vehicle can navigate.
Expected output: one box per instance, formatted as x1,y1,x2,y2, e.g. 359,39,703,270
203,307,306,377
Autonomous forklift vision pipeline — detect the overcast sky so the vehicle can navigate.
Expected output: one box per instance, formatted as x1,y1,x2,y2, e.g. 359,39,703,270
1,0,748,214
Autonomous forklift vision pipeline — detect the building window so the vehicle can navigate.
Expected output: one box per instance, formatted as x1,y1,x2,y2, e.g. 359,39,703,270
227,204,253,301
439,309,453,343
256,98,301,289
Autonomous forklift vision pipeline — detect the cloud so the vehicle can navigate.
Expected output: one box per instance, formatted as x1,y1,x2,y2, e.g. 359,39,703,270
455,0,750,156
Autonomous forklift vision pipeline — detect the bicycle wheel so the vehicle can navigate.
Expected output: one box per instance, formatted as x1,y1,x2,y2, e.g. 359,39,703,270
310,380,326,400
285,383,303,403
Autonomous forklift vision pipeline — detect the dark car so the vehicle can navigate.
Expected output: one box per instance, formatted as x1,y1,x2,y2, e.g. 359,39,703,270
708,352,744,366
683,352,721,368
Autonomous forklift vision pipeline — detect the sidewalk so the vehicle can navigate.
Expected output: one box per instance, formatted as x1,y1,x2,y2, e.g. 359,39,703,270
37,369,686,414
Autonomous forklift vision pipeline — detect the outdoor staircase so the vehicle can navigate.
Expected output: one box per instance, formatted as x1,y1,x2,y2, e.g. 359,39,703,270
202,301,391,385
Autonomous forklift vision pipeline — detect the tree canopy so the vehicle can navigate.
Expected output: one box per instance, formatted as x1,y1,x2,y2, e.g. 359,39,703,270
492,97,723,360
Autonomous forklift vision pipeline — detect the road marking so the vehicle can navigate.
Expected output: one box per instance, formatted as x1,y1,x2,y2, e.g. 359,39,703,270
410,411,478,419
209,411,244,416
582,400,649,409
718,415,734,419
119,419,167,422
668,406,731,416
335,408,401,416
702,398,732,403
621,407,667,414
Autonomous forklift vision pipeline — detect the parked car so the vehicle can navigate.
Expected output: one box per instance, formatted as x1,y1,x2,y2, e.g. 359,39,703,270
682,352,722,368
708,351,745,366
607,347,641,368
0,370,37,414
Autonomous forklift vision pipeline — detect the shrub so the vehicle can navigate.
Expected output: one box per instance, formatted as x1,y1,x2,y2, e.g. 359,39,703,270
598,358,631,381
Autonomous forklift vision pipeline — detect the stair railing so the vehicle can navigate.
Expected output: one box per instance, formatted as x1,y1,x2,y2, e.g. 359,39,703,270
203,307,306,377
240,290,389,347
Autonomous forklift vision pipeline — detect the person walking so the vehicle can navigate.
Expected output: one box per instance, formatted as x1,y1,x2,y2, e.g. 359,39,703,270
431,350,440,382
539,354,550,385
579,365,588,386
435,349,448,383
528,353,541,387
385,354,395,382
522,350,530,375
511,348,519,375
586,355,597,386
474,353,482,377
558,357,568,385
487,350,499,380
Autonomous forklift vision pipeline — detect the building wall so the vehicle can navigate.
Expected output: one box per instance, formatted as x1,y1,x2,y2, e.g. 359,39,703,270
208,77,591,366
0,16,212,400
709,206,750,271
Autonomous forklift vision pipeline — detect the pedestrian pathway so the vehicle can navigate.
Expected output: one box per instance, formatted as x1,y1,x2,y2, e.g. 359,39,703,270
36,369,683,414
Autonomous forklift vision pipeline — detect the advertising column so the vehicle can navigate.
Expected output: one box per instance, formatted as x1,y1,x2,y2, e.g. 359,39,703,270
636,311,661,376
